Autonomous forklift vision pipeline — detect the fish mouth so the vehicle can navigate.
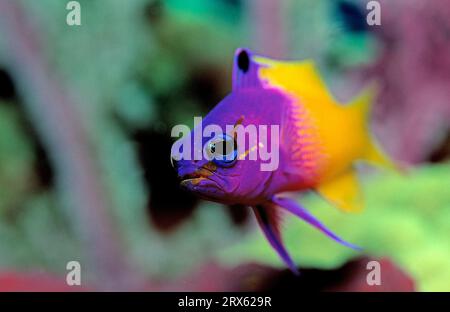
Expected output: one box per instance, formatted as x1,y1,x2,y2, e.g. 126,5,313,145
180,175,205,187
180,177,204,187
179,167,214,186
179,166,225,194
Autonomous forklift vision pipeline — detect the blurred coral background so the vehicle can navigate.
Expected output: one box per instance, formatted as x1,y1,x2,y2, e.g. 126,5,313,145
0,0,448,291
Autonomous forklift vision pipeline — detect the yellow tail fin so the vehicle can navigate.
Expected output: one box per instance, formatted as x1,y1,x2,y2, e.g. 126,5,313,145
349,84,397,171
317,169,363,212
316,84,398,213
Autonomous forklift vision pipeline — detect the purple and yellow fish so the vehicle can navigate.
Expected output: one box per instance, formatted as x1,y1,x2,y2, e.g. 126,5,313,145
171,48,394,274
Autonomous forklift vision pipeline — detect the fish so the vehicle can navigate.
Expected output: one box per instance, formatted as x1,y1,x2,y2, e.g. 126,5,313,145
171,48,395,274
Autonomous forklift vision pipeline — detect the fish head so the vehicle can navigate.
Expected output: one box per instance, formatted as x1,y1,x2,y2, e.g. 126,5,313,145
171,87,287,205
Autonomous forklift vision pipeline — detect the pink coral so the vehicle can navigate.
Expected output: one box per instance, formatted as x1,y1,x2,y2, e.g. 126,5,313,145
364,0,450,163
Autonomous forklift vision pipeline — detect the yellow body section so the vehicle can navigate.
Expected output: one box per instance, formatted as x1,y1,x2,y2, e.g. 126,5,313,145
254,56,393,212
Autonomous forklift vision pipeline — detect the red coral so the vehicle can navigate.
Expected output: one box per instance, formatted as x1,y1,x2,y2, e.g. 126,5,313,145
0,271,89,292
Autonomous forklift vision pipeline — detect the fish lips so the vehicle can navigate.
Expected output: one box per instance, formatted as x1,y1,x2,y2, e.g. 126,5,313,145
178,166,226,198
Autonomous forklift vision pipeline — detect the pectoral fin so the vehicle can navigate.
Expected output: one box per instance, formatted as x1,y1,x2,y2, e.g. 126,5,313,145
252,204,299,275
316,169,363,212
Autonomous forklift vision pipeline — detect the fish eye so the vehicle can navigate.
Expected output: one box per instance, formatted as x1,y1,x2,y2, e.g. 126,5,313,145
206,134,238,167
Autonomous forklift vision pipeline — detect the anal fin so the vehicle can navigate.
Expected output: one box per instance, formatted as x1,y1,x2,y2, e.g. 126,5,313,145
316,169,363,212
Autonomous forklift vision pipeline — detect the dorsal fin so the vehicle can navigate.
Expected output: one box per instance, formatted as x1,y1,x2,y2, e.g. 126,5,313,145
253,56,335,103
232,48,265,91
